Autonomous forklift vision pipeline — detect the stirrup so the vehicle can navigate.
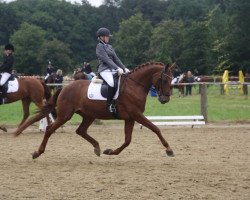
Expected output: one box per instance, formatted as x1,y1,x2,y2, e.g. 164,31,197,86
108,103,116,113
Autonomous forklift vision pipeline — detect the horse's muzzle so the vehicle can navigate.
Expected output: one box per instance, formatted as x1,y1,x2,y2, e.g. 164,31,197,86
158,95,170,104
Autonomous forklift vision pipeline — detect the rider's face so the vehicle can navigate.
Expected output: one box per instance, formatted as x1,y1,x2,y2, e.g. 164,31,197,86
101,36,110,43
4,49,12,56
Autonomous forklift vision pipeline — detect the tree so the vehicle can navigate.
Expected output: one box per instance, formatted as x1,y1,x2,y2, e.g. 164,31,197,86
10,22,46,75
148,20,184,64
219,0,250,74
113,13,153,68
0,2,19,45
118,0,169,25
38,39,73,74
165,0,215,25
179,21,212,74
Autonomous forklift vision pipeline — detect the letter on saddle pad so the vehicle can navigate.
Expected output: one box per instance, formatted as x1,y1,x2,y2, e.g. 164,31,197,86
87,77,120,100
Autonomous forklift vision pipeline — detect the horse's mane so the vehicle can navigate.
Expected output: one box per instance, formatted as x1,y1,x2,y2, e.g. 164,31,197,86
129,62,165,74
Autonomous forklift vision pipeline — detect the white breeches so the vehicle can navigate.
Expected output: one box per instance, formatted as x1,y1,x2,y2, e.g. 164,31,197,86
0,72,11,86
100,69,117,87
44,74,49,80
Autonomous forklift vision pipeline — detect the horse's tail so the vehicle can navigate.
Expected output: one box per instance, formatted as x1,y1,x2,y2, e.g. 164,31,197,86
40,80,51,100
14,88,62,137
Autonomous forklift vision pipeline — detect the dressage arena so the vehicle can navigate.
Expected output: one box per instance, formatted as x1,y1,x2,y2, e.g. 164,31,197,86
0,123,249,199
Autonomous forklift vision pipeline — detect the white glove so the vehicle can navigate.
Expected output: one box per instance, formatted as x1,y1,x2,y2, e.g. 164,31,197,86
125,68,130,73
117,68,124,76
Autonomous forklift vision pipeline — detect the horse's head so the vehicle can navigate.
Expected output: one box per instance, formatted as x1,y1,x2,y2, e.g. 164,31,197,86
153,63,175,104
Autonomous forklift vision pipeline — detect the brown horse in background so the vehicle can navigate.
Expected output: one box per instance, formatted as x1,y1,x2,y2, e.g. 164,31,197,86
73,71,87,80
45,73,57,93
1,77,51,131
14,62,176,159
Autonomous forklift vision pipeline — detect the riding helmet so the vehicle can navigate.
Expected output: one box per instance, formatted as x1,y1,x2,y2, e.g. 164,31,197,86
97,27,112,37
4,44,15,52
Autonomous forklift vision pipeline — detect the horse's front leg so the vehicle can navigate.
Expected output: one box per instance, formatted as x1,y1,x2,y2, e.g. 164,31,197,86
103,119,135,155
135,114,174,157
76,117,101,156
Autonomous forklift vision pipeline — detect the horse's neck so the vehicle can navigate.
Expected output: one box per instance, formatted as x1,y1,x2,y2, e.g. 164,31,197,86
130,65,162,89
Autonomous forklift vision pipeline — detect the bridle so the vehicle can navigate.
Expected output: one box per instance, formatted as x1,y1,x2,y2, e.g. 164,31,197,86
154,70,173,97
121,68,173,97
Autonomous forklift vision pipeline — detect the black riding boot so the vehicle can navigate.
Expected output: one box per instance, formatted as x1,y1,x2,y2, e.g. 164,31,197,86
0,86,7,105
107,86,116,113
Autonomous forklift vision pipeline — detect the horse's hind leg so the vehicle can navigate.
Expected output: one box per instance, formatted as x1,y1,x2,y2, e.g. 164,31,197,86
19,99,31,127
76,117,101,156
32,116,72,159
103,120,135,155
0,125,7,132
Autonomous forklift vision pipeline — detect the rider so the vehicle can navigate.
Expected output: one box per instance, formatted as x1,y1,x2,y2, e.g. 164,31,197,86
0,44,14,104
96,27,129,113
44,61,54,82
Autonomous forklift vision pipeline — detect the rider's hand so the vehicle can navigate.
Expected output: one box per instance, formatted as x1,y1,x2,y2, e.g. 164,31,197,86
124,68,130,73
117,68,124,76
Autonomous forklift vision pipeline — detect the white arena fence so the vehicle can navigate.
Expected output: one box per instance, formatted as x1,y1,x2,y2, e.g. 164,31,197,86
140,115,205,128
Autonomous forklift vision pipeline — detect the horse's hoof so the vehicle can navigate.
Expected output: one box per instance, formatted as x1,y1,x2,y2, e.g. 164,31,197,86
0,126,7,132
32,151,40,159
166,150,175,157
94,147,101,157
103,149,113,155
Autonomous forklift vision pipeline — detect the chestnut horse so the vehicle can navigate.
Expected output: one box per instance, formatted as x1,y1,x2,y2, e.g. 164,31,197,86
45,73,57,93
14,62,175,159
73,71,87,80
1,77,51,131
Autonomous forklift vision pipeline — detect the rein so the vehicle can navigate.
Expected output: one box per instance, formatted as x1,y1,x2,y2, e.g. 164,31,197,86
121,69,173,96
125,74,149,90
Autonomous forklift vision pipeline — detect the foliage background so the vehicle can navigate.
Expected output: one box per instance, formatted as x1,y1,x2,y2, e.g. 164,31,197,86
0,0,249,75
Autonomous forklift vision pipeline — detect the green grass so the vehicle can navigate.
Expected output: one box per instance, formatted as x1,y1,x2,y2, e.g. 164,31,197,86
0,87,249,125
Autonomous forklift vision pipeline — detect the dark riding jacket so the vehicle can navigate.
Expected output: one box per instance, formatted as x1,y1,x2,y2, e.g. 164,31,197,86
96,40,125,73
0,54,14,73
46,66,54,75
55,75,63,84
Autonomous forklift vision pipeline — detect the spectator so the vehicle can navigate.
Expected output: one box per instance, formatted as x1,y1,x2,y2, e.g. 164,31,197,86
55,69,63,89
185,71,195,96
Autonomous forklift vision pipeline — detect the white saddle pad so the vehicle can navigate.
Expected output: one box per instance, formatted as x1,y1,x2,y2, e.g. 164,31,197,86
7,78,19,93
87,77,121,100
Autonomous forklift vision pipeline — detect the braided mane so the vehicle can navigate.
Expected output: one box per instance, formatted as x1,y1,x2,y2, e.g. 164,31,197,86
128,62,165,74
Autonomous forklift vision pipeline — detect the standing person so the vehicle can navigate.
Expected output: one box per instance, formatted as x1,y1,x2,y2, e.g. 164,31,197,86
44,61,54,82
185,70,195,96
55,69,63,89
96,27,129,113
0,44,14,104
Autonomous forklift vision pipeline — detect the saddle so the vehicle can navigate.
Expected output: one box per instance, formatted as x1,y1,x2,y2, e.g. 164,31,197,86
0,75,19,104
87,73,120,100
